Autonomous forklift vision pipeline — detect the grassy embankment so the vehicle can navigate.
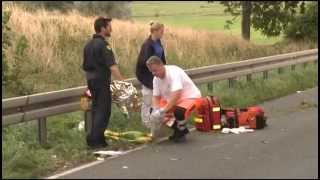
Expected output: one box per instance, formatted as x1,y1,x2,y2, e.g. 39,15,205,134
2,3,318,179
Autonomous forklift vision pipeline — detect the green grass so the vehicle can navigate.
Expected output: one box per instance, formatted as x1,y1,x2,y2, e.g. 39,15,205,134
2,62,317,179
2,2,318,178
131,1,282,44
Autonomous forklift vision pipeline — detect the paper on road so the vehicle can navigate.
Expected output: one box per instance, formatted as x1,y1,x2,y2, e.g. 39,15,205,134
221,127,254,134
93,151,124,156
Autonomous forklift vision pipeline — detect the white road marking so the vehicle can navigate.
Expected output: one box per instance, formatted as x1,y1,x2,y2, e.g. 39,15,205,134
46,127,196,179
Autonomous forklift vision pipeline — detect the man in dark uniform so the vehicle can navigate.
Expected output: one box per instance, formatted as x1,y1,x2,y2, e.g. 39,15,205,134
83,17,124,149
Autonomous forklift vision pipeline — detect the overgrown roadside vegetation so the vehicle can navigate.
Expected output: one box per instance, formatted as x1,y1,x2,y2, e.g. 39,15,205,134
2,4,317,98
2,63,317,179
2,1,318,179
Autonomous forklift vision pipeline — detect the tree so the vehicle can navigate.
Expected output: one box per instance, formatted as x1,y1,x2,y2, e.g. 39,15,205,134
73,1,132,19
13,1,132,19
221,1,306,41
241,1,251,40
2,11,11,86
284,1,318,41
13,1,74,12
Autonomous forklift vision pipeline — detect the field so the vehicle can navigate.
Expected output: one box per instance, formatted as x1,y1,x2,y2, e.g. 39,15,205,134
131,1,281,44
2,1,318,179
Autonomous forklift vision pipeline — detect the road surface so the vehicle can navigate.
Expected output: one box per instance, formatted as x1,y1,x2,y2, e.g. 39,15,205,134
54,87,318,179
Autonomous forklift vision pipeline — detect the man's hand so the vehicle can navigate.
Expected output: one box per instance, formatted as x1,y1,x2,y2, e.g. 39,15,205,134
110,65,125,81
150,108,165,121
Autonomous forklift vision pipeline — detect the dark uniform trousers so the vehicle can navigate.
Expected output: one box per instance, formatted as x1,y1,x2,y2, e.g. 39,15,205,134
86,78,111,146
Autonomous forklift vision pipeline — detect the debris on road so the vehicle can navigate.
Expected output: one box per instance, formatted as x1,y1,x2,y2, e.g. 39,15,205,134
93,150,124,157
96,157,104,161
221,127,254,134
122,166,128,169
299,100,317,109
104,129,152,144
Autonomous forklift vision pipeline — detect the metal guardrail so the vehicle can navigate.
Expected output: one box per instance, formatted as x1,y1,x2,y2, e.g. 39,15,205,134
2,49,318,144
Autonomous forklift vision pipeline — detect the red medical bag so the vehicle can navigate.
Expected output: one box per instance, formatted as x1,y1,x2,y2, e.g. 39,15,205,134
222,106,267,129
194,96,221,131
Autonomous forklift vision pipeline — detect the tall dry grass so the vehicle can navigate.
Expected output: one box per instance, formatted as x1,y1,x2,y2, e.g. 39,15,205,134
3,4,317,95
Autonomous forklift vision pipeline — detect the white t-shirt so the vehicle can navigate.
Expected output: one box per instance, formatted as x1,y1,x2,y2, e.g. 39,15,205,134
153,65,201,101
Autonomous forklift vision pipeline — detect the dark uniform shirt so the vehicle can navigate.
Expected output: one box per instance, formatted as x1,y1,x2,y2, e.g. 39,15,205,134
83,34,116,83
135,36,166,89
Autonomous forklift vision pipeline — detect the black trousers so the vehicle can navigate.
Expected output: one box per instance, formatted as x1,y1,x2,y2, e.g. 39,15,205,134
172,106,188,132
86,78,111,146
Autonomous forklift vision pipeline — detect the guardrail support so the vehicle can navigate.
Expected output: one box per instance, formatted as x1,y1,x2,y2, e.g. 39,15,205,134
291,65,296,71
263,71,269,80
246,74,252,82
207,83,213,92
228,78,236,88
84,110,92,134
38,117,47,145
303,62,308,68
278,67,284,74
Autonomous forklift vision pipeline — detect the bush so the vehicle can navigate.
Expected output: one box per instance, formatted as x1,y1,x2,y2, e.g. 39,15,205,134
284,2,318,41
12,1,73,13
2,10,11,87
8,35,35,95
73,1,132,19
2,10,35,96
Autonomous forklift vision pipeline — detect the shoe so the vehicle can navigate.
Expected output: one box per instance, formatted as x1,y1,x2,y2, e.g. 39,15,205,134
173,134,186,143
168,130,177,141
183,128,189,135
172,130,187,143
87,141,108,150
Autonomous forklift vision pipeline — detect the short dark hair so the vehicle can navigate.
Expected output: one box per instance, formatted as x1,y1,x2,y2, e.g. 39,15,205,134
146,56,163,66
94,17,112,33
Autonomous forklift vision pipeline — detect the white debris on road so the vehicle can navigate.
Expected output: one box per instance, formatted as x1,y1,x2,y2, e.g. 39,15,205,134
221,127,254,134
93,151,124,156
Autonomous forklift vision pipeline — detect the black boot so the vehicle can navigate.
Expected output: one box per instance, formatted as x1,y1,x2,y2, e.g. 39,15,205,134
168,121,178,141
173,130,186,143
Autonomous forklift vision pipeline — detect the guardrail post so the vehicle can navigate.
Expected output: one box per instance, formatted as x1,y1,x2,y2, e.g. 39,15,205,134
246,74,252,82
228,78,236,88
263,71,268,80
278,67,283,74
303,62,308,69
314,60,318,65
38,117,47,145
207,83,213,92
84,110,92,134
291,65,296,71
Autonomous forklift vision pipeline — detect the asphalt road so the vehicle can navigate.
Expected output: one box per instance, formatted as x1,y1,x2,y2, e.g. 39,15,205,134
57,87,318,179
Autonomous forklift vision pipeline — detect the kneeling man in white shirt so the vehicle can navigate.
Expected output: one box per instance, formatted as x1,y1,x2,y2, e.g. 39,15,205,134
146,56,202,142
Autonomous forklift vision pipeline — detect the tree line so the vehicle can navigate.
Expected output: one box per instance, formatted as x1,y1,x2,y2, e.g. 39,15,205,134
7,1,132,19
219,1,318,41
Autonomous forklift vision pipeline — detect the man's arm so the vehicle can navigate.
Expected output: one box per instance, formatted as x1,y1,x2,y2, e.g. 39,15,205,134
162,90,182,113
110,64,125,81
152,95,161,108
